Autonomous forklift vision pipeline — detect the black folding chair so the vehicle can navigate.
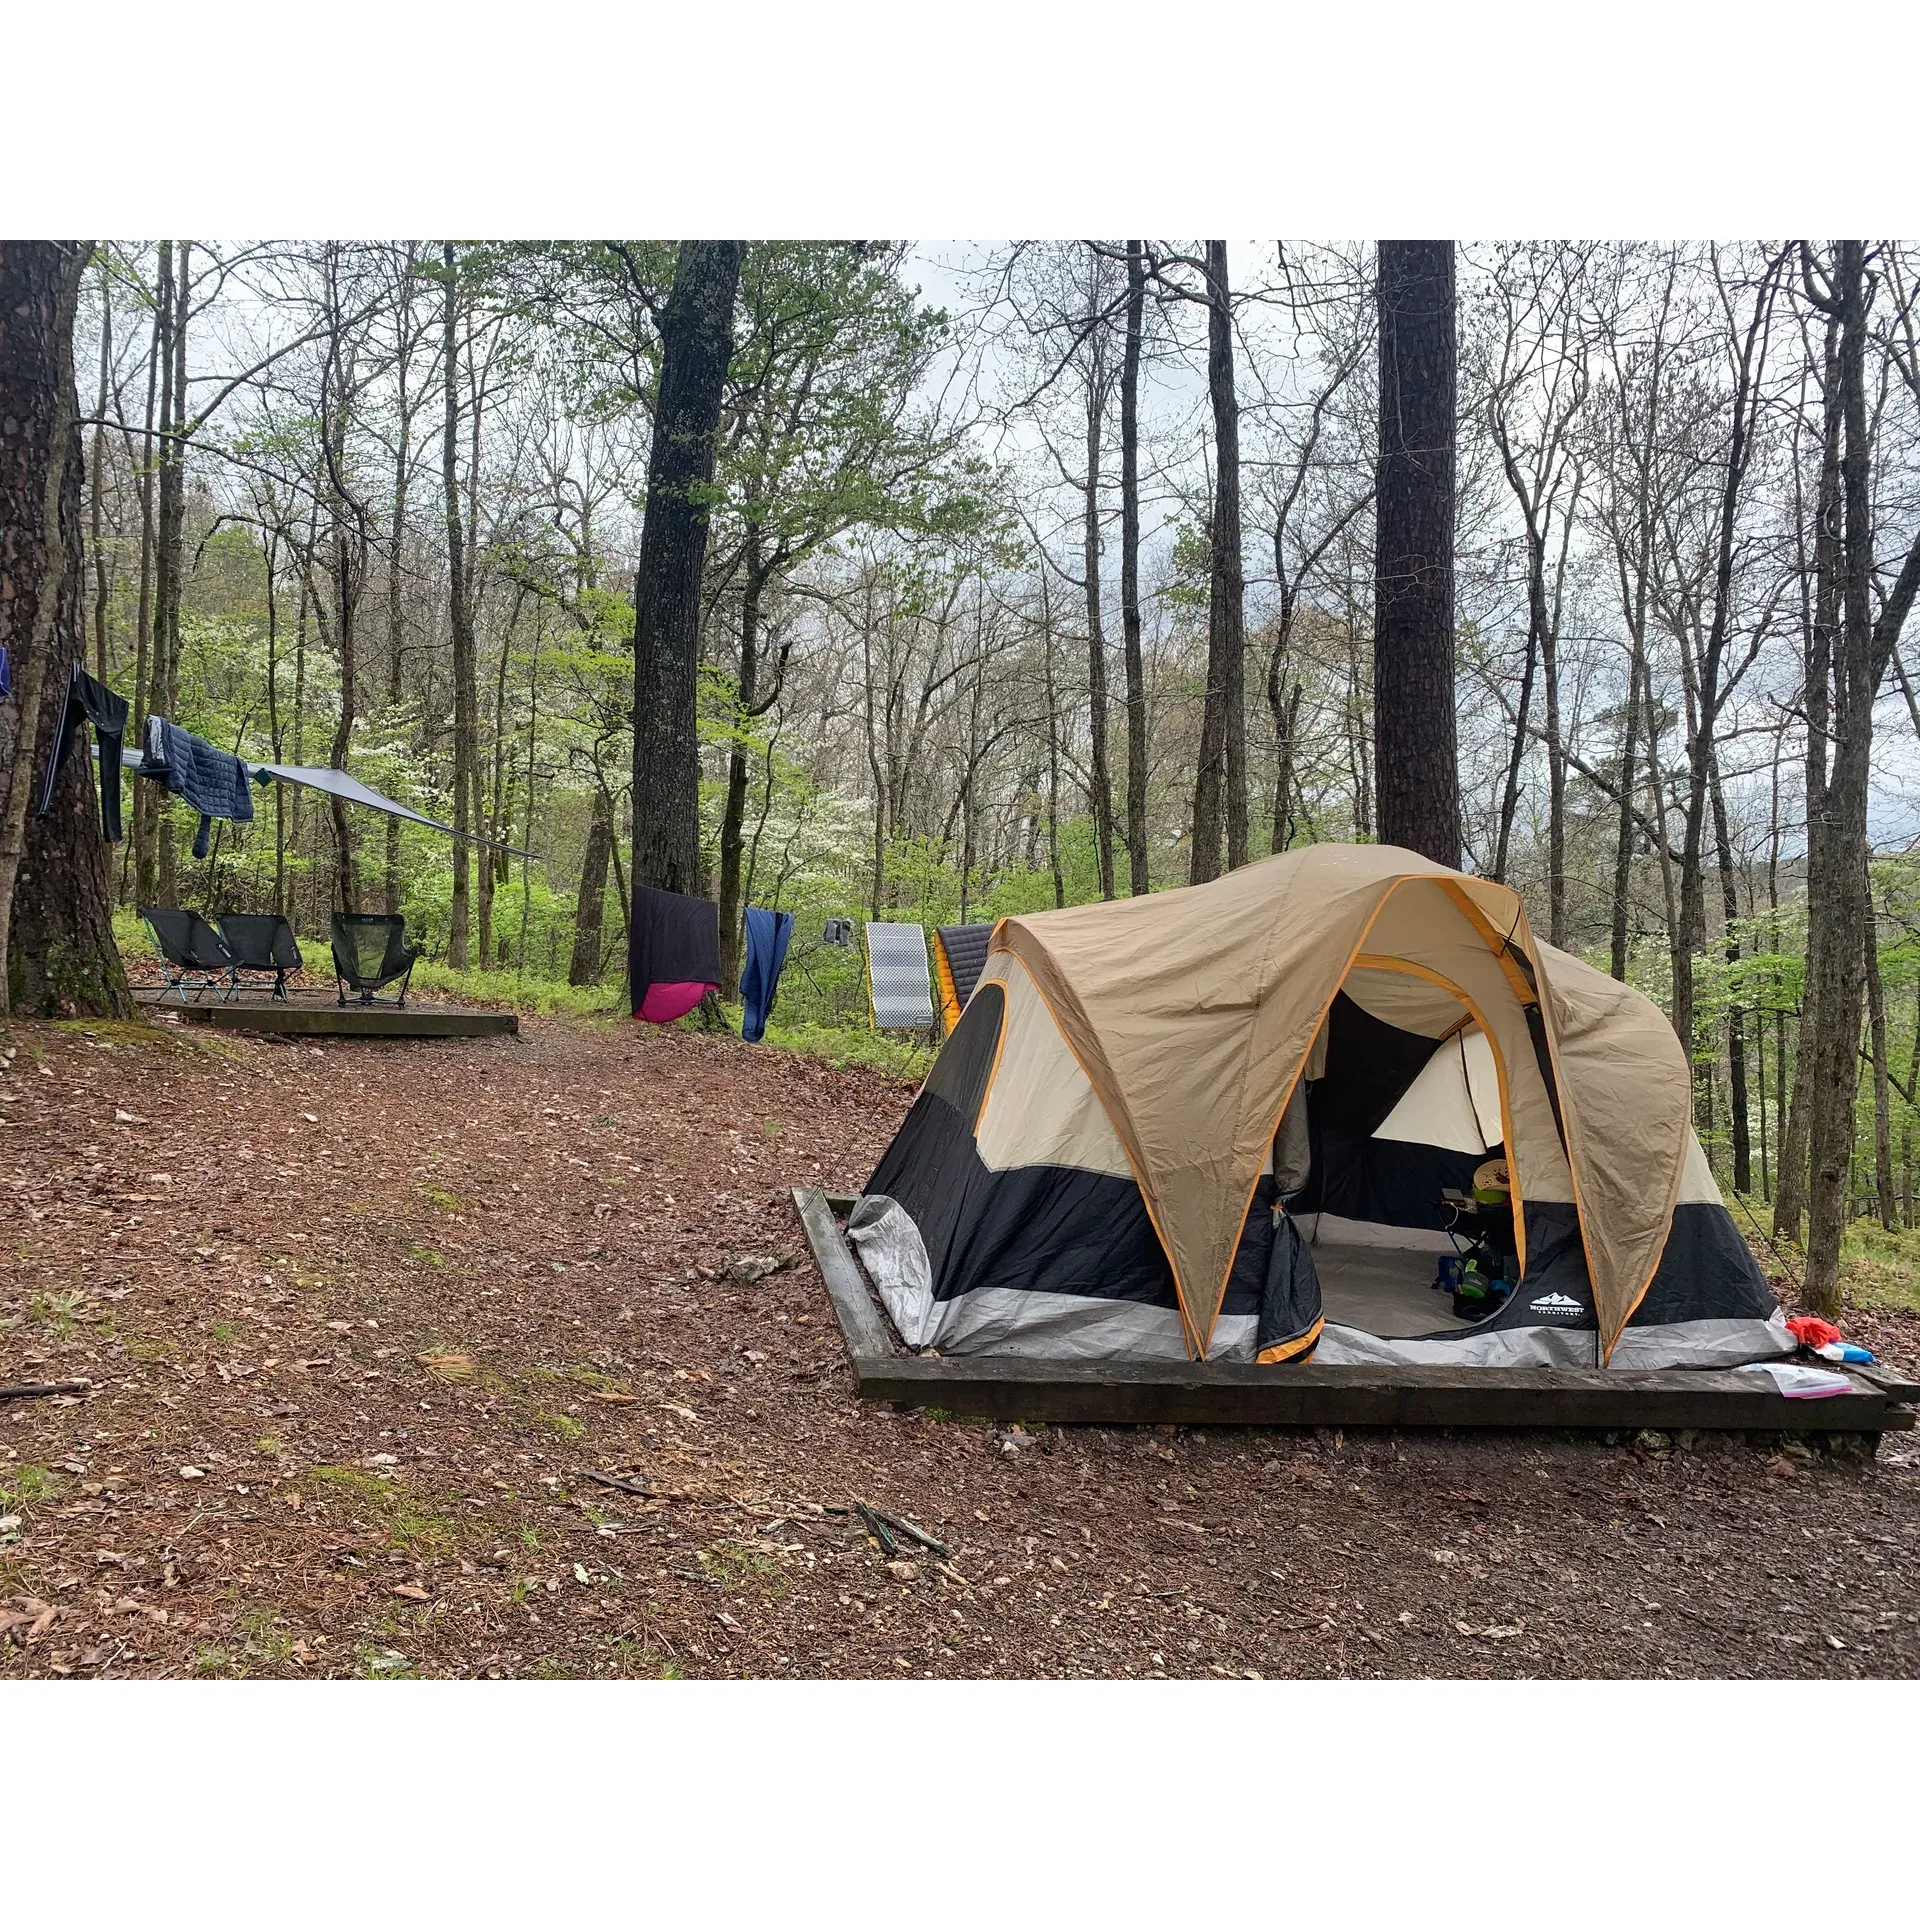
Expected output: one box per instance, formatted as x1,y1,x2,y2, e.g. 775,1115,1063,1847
141,907,234,1004
331,912,420,1007
217,913,303,1000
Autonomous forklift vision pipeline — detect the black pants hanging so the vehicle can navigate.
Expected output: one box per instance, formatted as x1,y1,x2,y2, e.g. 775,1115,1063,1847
36,663,128,843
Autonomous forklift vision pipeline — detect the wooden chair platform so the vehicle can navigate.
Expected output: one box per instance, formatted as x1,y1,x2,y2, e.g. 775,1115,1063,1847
138,987,517,1038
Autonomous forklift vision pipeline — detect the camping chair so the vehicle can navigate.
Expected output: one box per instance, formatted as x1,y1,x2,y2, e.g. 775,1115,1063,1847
330,912,420,1008
216,913,303,1000
141,907,235,1004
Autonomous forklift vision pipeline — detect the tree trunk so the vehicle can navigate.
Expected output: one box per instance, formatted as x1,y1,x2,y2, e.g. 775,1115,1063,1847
89,257,110,682
265,530,286,914
1802,243,1884,1313
1491,619,1537,884
443,243,476,966
1541,588,1567,943
384,264,415,915
480,601,513,964
515,616,541,970
1864,875,1895,1230
1373,240,1458,866
1776,307,1844,1244
1041,577,1065,910
1267,579,1304,854
290,558,309,925
1774,972,1815,1243
136,241,179,906
156,243,189,905
0,241,132,1018
1188,240,1246,884
328,522,360,913
717,550,787,994
316,253,364,917
568,784,611,987
1082,315,1115,899
631,240,744,897
125,263,160,905
1119,242,1150,897
1609,618,1645,979
1708,755,1751,1190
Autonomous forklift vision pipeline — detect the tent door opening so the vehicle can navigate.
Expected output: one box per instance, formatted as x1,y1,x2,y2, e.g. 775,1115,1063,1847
1285,983,1513,1340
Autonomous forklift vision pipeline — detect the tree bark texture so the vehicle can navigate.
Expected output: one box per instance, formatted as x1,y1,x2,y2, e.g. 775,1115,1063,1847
1188,240,1246,884
443,243,476,966
1795,243,1920,1303
1864,879,1896,1230
1119,242,1150,896
1775,304,1844,1245
1710,761,1751,1190
631,240,744,897
0,241,132,1017
718,549,789,991
135,241,181,906
125,249,161,906
1802,244,1877,1310
89,261,110,682
1083,318,1115,899
569,782,614,985
1373,239,1459,867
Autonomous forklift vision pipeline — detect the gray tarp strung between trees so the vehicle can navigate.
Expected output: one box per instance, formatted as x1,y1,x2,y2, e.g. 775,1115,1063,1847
115,749,532,858
247,763,530,857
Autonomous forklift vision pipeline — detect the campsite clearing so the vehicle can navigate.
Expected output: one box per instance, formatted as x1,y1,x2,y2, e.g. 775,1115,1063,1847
3,1013,1919,1680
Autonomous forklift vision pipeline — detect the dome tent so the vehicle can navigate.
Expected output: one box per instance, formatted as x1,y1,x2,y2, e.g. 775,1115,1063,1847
848,843,1792,1371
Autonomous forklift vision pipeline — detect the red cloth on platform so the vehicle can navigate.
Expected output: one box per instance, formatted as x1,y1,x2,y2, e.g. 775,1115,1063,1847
1785,1314,1842,1349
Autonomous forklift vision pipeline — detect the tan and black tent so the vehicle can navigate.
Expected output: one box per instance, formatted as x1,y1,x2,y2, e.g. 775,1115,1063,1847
849,843,1791,1370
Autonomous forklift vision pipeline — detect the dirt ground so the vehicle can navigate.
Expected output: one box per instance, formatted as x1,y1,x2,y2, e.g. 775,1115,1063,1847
3,1007,1917,1680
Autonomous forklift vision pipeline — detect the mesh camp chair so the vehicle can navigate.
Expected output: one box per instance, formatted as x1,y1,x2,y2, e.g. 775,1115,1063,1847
217,913,303,1000
141,907,234,1004
330,912,420,1007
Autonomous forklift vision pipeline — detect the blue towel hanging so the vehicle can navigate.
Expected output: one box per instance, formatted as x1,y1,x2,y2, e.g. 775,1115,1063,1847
739,905,794,1043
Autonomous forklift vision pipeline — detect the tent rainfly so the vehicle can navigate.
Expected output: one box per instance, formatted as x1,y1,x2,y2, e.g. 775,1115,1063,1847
847,843,1792,1372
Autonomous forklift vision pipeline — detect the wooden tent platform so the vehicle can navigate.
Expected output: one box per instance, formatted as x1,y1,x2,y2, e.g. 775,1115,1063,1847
794,1189,1918,1437
141,989,517,1039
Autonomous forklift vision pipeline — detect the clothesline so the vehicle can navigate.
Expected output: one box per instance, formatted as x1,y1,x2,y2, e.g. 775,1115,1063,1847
21,670,534,864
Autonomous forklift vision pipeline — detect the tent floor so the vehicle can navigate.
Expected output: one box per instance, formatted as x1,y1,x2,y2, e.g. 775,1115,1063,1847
138,988,518,1038
1312,1242,1465,1338
795,1188,1919,1435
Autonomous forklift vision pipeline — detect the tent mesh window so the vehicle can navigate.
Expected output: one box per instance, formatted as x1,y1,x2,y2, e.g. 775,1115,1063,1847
331,912,420,1006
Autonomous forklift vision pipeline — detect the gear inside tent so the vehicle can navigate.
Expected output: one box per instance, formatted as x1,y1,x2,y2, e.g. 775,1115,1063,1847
846,843,1792,1371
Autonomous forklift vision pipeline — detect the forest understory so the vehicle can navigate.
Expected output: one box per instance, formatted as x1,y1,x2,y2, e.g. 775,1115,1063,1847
4,1009,1917,1682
